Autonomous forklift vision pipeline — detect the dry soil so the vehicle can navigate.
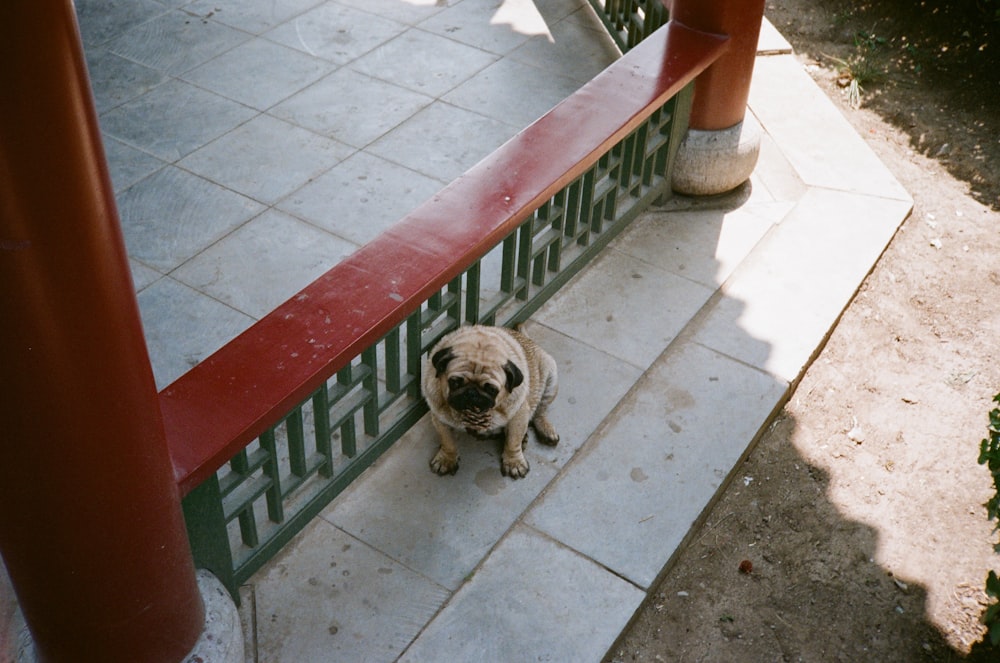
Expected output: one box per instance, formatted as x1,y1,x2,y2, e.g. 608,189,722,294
608,1,1000,661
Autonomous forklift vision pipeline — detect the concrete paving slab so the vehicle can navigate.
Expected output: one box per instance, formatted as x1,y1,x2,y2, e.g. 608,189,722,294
246,519,450,662
117,166,264,272
136,278,254,389
74,0,167,48
270,68,434,148
172,209,357,319
262,2,407,65
118,166,264,273
525,342,788,588
535,0,593,23
750,122,809,203
689,188,913,381
324,417,559,591
749,55,912,201
129,259,162,293
534,248,715,370
350,28,499,98
100,78,257,162
398,525,645,662
757,16,793,55
102,136,164,194
83,47,166,113
442,57,586,127
516,322,644,466
185,0,324,35
506,8,620,84
104,9,250,75
177,114,353,205
277,151,445,246
180,38,333,111
610,198,789,289
334,0,449,25
368,101,520,182
418,0,547,55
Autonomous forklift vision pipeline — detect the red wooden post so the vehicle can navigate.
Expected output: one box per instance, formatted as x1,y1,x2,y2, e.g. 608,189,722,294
669,0,767,130
667,0,766,195
0,2,205,661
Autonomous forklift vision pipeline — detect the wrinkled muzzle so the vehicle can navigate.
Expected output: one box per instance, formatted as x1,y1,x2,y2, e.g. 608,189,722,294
447,386,495,413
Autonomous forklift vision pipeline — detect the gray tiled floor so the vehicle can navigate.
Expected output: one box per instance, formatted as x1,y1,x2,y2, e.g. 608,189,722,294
171,209,357,318
534,248,716,369
349,28,499,97
443,57,584,126
106,9,251,74
102,78,258,161
76,0,612,389
246,518,451,663
326,415,561,592
135,277,255,385
179,39,331,111
177,114,353,205
524,341,789,588
399,525,646,662
277,151,445,246
69,2,914,661
184,0,325,34
262,3,408,64
367,101,518,181
117,166,264,272
419,0,546,54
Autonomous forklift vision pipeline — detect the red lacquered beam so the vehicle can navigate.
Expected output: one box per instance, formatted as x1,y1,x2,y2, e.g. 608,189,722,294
164,20,729,496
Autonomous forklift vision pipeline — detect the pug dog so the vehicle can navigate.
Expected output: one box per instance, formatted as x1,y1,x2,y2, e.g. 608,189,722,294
422,324,559,479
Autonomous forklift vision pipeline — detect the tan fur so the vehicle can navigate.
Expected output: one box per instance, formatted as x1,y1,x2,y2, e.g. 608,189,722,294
422,324,559,479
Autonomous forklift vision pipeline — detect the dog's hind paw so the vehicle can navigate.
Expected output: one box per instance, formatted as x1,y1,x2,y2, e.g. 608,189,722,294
531,417,560,446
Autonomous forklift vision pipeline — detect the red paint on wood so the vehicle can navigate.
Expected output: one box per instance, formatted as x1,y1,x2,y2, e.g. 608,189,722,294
670,0,766,130
0,3,204,661
164,21,728,496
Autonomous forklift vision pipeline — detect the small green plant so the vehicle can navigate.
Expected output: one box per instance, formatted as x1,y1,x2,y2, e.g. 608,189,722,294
976,393,1000,646
824,24,888,109
854,28,888,53
847,26,887,89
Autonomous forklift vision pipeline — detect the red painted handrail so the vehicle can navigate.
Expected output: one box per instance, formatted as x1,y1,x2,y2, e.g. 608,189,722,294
163,20,728,496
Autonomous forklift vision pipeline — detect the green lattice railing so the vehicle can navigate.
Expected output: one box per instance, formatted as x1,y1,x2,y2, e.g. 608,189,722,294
181,92,693,596
587,0,670,51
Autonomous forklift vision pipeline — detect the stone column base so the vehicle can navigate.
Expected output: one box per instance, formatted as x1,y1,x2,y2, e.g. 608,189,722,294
672,114,762,196
186,569,245,663
9,570,243,663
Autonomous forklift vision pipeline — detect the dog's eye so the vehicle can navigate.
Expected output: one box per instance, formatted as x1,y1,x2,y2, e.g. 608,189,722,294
481,383,499,397
448,377,465,390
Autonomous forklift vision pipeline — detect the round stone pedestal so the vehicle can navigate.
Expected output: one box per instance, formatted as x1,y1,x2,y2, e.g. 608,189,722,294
185,569,245,663
672,115,762,196
9,570,243,663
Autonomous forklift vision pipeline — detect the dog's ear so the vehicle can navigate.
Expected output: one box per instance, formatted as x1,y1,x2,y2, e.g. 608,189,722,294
503,360,524,393
431,346,456,377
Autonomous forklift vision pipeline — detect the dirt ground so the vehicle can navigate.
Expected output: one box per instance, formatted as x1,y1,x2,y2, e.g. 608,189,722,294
608,1,1000,661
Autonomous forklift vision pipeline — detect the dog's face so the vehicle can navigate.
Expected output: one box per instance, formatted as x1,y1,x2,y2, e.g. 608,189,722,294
430,345,523,414
423,324,559,478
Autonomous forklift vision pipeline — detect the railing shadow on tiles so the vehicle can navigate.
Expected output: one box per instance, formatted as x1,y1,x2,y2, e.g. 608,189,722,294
165,17,728,599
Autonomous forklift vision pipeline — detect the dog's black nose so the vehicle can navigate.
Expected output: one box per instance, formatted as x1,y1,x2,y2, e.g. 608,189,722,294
448,387,494,413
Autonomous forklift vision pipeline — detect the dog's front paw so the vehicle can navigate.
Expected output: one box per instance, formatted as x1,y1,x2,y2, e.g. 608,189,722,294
501,452,530,479
430,449,459,475
531,416,560,446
